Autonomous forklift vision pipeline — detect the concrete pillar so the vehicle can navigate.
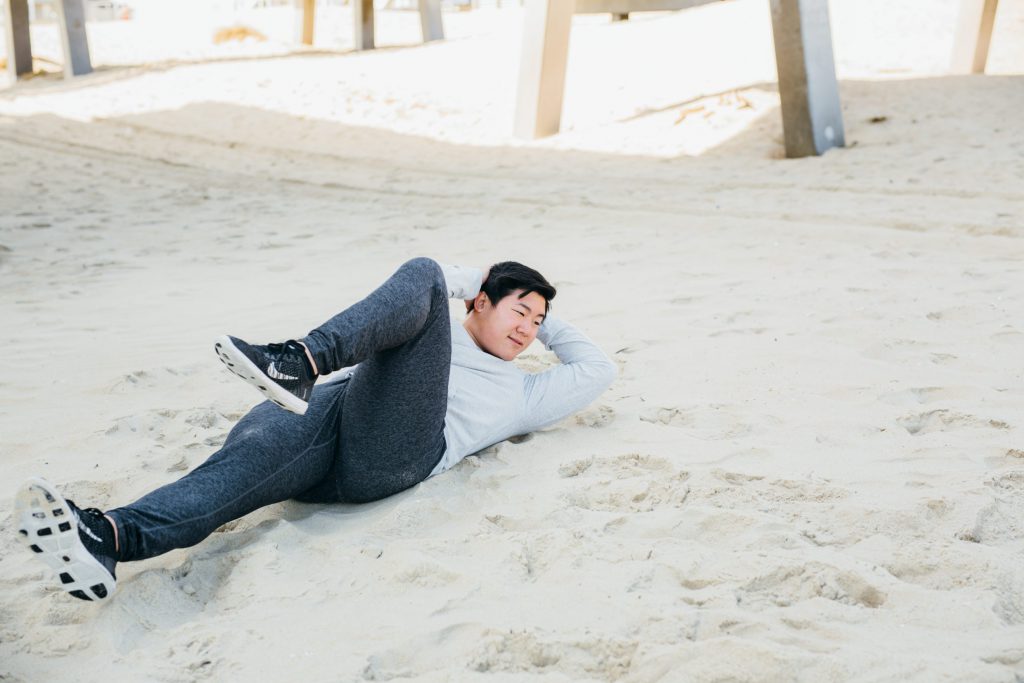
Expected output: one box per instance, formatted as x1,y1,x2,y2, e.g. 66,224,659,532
56,0,92,77
769,0,844,157
4,0,33,79
513,0,574,139
950,0,999,74
419,0,444,42
295,0,315,45
354,0,374,50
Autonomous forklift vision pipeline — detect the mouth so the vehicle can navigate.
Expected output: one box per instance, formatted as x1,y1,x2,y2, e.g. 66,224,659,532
508,336,524,347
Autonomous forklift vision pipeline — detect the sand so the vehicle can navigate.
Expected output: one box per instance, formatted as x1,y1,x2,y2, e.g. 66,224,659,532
1,1,1023,681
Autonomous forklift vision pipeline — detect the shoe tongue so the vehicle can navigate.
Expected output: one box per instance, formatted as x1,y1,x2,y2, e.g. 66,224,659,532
283,340,314,376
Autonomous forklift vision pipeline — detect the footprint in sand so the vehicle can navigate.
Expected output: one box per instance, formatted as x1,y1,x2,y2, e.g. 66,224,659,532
104,406,238,441
639,405,759,441
741,561,886,608
689,470,848,510
391,563,462,589
108,364,204,393
574,405,614,428
469,629,637,680
993,570,1024,626
362,624,486,680
559,453,690,513
878,386,974,406
514,353,559,374
861,338,931,363
898,409,1010,435
164,632,223,679
957,471,1024,546
883,538,993,591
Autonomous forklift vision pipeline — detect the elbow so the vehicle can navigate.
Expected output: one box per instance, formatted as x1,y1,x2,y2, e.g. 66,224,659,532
596,357,617,391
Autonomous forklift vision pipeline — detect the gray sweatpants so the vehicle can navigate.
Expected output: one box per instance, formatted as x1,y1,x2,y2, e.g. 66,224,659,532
109,258,451,562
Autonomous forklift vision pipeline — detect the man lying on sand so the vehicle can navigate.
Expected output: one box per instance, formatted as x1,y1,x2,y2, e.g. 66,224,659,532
16,258,616,602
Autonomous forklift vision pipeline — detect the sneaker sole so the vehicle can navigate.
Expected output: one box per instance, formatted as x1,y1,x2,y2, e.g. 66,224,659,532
15,477,116,602
214,335,309,415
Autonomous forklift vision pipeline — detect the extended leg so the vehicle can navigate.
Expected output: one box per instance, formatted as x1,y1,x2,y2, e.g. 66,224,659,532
108,380,347,562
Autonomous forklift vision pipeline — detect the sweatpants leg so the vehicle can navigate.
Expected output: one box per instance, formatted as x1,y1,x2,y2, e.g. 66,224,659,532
108,257,451,559
108,376,348,562
297,257,451,504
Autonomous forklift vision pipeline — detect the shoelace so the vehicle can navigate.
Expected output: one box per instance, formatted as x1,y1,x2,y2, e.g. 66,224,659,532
266,341,311,375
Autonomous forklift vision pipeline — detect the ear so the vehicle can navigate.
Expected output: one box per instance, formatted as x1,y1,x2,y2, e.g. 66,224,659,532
473,292,490,312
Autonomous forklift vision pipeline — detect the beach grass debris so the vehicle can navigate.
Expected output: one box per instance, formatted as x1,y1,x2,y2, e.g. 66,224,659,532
213,26,268,44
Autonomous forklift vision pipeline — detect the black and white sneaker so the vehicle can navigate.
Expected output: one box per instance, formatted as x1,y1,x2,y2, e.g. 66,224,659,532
15,477,118,602
214,335,317,415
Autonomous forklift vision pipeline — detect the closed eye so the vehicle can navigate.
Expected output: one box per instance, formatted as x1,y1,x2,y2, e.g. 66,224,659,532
514,305,543,326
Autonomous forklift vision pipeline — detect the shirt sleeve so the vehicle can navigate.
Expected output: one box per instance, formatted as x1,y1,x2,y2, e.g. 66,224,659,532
519,316,617,431
439,263,485,301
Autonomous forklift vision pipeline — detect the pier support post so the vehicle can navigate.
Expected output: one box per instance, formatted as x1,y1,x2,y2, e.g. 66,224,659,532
295,0,315,45
419,0,444,42
769,0,844,157
513,0,574,139
354,0,374,50
4,0,33,79
56,0,92,77
950,0,999,74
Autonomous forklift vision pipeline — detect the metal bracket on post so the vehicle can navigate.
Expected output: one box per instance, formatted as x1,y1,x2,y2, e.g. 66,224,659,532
769,0,844,157
513,0,574,139
419,0,444,42
353,0,375,50
295,0,315,45
56,0,92,77
950,0,999,74
4,0,34,80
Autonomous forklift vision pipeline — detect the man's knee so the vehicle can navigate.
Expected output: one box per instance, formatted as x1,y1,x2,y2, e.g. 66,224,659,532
397,257,446,303
400,257,443,283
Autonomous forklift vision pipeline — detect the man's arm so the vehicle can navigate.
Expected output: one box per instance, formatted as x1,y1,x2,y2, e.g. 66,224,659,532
439,263,485,301
520,316,617,430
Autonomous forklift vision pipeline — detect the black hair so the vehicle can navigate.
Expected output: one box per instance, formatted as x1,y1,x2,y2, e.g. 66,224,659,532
480,261,556,315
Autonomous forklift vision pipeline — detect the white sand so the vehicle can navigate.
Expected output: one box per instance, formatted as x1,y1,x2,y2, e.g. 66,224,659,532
1,1,1023,681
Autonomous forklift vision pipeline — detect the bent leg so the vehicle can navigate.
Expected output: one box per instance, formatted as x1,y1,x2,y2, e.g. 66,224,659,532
108,380,346,562
302,257,451,376
299,258,452,503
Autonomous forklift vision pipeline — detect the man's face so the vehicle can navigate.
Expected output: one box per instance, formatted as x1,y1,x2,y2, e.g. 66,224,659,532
468,289,547,361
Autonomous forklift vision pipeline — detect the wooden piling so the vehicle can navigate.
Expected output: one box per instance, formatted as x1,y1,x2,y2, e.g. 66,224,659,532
4,0,33,79
513,0,574,139
950,0,999,74
769,0,844,157
56,0,92,77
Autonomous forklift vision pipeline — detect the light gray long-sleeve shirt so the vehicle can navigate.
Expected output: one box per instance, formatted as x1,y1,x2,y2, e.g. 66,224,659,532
431,264,617,476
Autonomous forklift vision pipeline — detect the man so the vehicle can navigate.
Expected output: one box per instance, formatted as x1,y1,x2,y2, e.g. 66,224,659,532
16,258,616,602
